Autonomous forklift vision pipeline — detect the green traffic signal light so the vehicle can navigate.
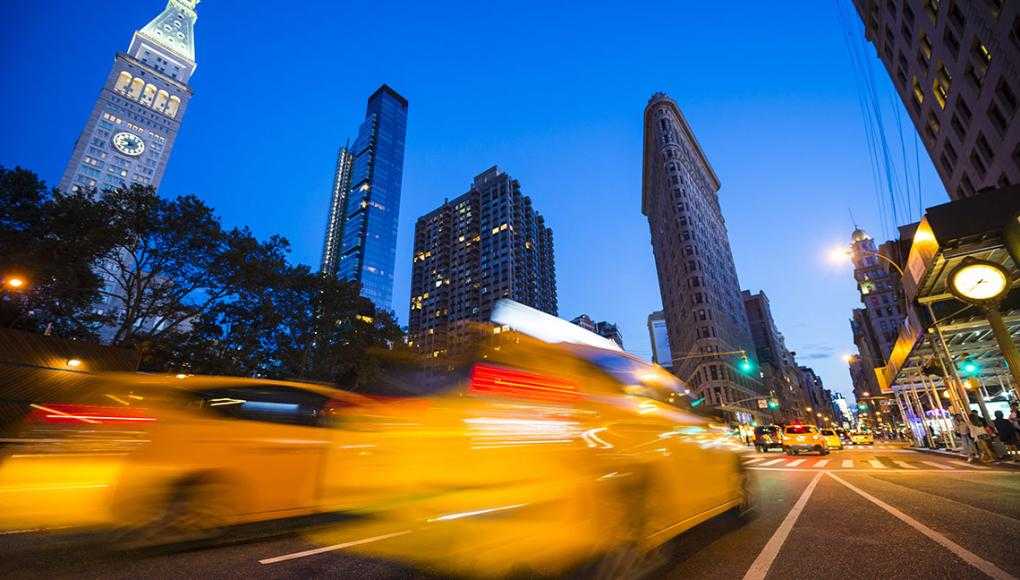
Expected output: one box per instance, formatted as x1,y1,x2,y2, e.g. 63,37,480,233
738,356,755,375
767,399,780,410
958,359,980,377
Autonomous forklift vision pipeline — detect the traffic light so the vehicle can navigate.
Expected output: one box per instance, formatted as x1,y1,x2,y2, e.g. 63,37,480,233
958,357,981,377
767,398,780,410
738,355,755,375
858,402,869,411
691,396,706,408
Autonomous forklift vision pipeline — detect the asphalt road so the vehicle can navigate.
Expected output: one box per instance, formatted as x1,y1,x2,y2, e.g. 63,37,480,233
3,445,1019,579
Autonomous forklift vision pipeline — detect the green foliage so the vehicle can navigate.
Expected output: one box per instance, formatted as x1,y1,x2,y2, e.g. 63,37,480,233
0,166,117,337
0,166,404,387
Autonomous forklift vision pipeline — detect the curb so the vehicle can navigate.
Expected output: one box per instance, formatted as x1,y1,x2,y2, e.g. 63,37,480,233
908,447,1020,470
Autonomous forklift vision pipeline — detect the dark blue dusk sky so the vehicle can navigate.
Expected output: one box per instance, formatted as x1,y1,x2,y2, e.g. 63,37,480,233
1,1,948,399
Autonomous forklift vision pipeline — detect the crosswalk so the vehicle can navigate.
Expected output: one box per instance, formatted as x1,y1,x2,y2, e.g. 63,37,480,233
743,456,1001,471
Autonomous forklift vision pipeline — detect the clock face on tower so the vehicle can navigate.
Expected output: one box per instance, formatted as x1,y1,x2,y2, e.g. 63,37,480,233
112,131,146,157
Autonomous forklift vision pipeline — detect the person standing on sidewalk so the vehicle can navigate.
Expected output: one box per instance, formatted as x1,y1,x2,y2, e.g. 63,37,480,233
969,410,996,463
954,412,977,461
992,410,1018,461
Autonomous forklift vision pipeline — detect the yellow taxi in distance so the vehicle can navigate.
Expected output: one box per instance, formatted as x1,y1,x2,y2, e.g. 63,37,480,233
820,428,844,450
0,323,753,576
782,424,829,456
851,431,875,445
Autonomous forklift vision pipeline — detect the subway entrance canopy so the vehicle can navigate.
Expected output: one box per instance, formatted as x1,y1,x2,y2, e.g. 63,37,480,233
876,186,1020,407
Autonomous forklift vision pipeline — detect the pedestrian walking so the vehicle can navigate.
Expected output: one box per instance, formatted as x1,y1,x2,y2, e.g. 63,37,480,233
1009,402,1020,430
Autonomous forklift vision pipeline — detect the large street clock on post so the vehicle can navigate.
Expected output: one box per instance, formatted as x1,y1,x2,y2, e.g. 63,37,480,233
111,131,146,157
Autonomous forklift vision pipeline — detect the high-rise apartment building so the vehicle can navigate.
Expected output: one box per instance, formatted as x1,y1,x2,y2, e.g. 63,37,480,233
647,310,673,368
852,0,1019,198
330,85,408,310
846,225,912,399
571,314,624,348
742,290,807,421
408,166,556,357
59,0,199,194
320,145,353,278
642,92,759,418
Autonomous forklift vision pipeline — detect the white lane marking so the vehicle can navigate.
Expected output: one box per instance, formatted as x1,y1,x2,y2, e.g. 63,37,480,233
949,461,990,470
259,530,412,564
759,458,785,466
743,458,766,465
826,472,1018,580
814,459,830,468
842,460,854,468
868,459,886,469
742,471,824,580
787,459,806,467
893,461,918,469
921,461,954,470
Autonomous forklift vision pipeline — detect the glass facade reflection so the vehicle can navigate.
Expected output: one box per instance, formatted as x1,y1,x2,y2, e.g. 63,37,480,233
336,85,408,311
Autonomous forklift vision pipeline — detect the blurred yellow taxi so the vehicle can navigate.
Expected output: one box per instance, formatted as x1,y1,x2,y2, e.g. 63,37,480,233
850,431,874,445
0,368,368,538
782,424,829,455
308,326,753,575
820,428,843,450
0,308,753,576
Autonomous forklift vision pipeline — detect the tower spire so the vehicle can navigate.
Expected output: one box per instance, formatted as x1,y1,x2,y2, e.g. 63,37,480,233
132,0,199,68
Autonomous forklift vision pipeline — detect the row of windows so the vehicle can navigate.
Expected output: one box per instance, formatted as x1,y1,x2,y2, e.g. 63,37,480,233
113,71,181,118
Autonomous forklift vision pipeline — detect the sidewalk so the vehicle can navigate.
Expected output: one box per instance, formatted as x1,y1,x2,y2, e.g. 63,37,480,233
909,446,1020,469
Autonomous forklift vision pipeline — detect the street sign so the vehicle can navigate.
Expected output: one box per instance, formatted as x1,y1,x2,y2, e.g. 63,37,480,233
757,398,767,409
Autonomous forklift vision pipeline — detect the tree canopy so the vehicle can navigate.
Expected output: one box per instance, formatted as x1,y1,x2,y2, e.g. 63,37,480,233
0,165,404,386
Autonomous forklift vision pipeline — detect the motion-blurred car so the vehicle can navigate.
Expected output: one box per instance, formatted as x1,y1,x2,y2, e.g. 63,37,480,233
850,431,874,445
820,428,844,450
782,424,829,455
312,325,753,575
753,425,784,453
0,319,753,576
0,368,369,539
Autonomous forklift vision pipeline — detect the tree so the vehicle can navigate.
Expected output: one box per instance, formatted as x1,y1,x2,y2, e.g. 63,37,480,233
0,166,116,337
1,165,405,387
144,265,405,387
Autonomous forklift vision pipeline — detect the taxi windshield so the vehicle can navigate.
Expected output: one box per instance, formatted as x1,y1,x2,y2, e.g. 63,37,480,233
579,348,693,411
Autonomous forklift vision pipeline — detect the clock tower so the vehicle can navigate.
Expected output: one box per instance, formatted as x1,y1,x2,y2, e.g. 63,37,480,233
58,0,199,193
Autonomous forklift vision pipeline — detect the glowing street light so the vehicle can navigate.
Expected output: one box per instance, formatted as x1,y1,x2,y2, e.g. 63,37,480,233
3,276,26,290
66,358,82,368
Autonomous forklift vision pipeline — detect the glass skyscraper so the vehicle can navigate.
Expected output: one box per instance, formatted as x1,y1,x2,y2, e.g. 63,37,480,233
332,84,408,311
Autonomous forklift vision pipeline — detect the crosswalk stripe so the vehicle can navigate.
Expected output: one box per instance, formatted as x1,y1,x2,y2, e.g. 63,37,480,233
788,459,806,467
814,459,830,468
893,461,917,469
949,461,989,470
921,461,953,470
868,459,886,469
841,460,853,468
760,459,785,466
743,458,766,465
